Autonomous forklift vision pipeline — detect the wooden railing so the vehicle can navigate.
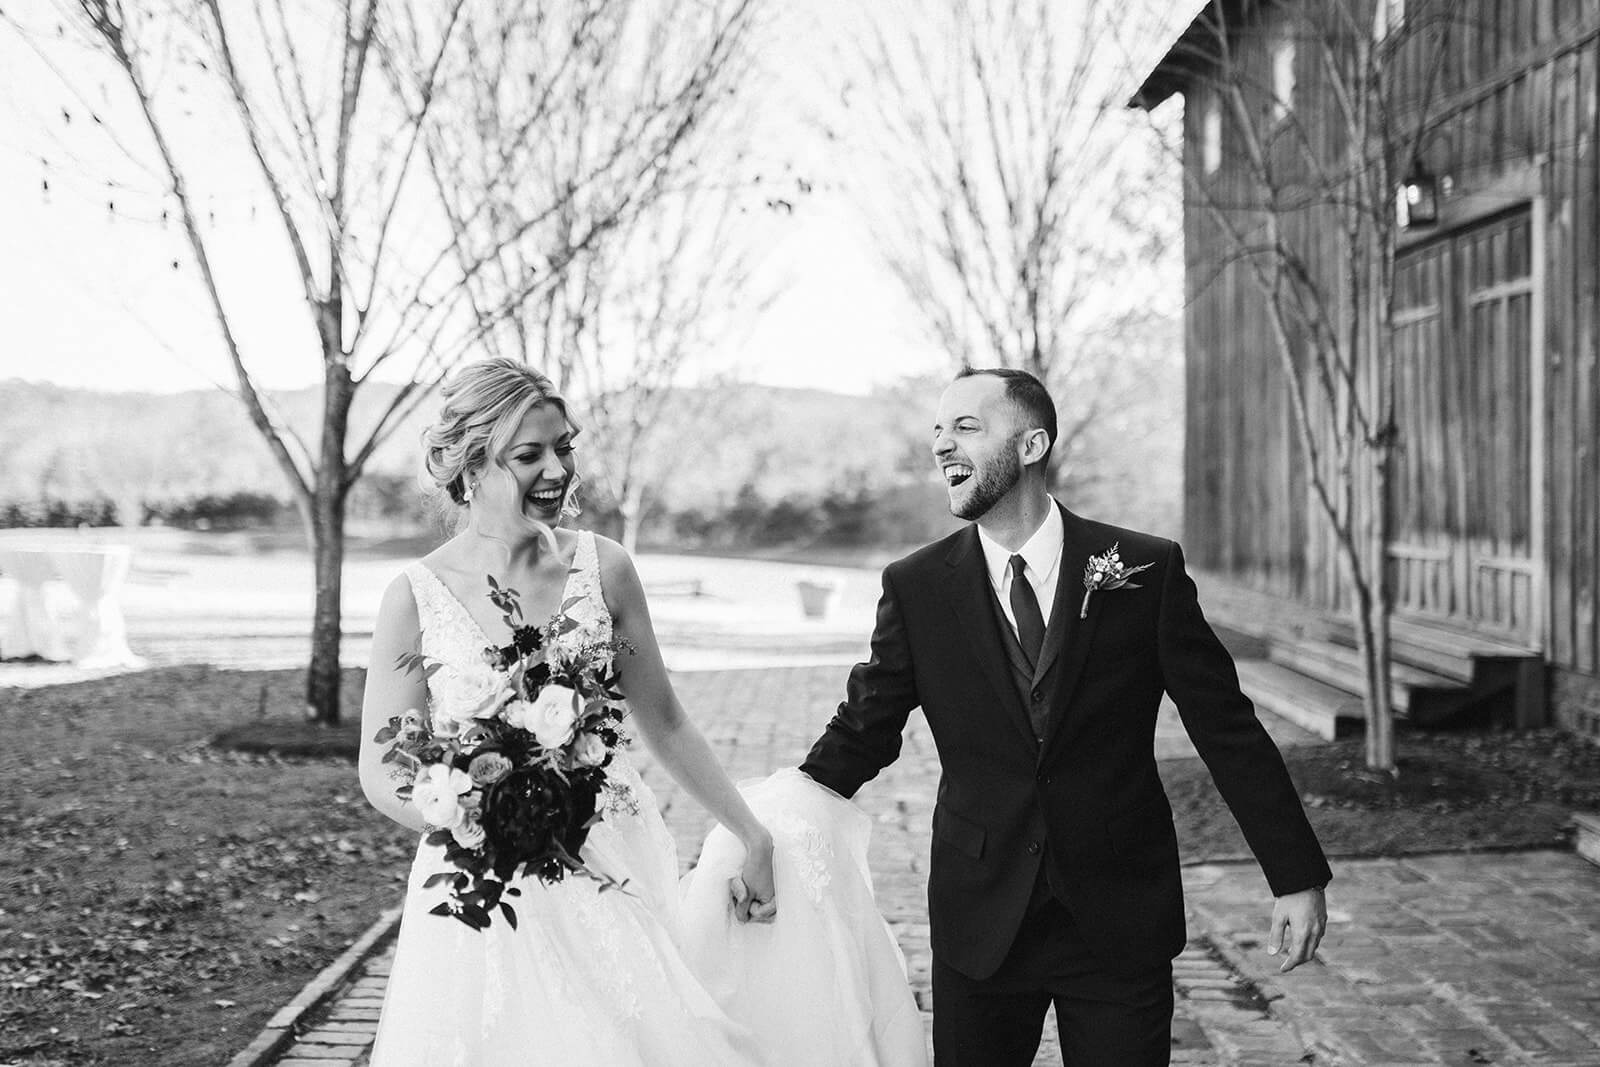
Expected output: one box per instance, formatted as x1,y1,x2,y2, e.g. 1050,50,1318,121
1387,541,1536,643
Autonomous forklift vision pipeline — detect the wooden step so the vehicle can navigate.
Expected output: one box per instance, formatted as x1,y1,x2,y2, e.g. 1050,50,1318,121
1192,572,1339,645
1301,614,1535,686
1382,614,1539,683
1194,569,1547,729
1266,639,1464,715
1193,568,1540,674
1234,659,1364,741
1576,813,1600,870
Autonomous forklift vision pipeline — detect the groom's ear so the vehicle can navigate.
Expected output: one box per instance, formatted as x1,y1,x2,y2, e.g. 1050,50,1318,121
1019,428,1050,467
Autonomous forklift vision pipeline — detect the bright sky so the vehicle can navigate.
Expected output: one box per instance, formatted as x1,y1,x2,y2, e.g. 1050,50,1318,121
0,0,1197,397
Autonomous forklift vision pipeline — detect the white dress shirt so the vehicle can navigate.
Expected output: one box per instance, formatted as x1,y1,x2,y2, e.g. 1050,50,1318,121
976,501,1065,639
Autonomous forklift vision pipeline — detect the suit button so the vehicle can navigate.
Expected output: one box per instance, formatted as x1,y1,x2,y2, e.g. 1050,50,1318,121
1035,735,1045,744
1031,689,1043,702
1026,841,1042,855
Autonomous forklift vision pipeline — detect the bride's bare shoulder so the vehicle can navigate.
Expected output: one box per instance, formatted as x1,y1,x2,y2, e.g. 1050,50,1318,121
586,533,648,613
587,532,635,576
419,536,463,574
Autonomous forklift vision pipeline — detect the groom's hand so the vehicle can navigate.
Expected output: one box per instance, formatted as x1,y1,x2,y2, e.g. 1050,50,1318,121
1267,886,1327,973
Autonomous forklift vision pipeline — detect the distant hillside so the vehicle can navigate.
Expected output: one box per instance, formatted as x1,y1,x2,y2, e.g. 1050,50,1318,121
0,380,424,505
0,378,933,511
0,370,1183,538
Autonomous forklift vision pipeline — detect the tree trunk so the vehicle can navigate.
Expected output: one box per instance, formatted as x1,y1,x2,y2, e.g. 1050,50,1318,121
306,474,347,724
619,479,645,556
1366,431,1398,773
305,351,354,725
1366,590,1396,772
1348,484,1397,774
1347,564,1389,775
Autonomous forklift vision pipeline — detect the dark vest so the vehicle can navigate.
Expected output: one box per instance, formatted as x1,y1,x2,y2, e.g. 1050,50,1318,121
984,571,1071,740
985,566,1074,910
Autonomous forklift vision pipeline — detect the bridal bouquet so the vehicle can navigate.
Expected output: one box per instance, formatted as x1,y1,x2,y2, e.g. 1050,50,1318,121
374,576,634,930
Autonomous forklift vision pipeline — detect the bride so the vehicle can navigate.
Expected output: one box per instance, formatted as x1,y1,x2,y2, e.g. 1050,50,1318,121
357,358,925,1065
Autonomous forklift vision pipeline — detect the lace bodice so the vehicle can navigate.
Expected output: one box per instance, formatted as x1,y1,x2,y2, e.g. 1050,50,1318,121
404,531,612,725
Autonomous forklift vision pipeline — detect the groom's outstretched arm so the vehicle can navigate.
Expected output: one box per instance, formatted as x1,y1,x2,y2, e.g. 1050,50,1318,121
800,566,920,799
1156,541,1333,897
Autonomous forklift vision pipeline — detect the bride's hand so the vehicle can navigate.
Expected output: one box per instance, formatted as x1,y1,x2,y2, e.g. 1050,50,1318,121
729,829,777,924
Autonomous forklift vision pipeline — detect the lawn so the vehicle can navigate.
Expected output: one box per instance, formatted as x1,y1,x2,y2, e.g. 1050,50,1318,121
0,667,413,1067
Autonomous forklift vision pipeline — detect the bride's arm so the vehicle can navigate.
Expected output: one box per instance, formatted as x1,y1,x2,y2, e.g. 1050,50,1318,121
359,575,430,834
596,537,776,917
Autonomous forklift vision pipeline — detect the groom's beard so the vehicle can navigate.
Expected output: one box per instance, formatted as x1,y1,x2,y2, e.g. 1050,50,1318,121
951,446,1022,521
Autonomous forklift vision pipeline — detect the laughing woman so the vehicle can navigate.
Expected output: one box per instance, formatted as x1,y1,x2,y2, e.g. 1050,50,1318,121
357,358,924,1066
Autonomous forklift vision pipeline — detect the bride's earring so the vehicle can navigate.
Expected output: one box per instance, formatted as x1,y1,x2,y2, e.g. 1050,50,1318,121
464,479,478,504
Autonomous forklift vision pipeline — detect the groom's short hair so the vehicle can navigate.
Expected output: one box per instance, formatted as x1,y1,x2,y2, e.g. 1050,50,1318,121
955,366,1057,465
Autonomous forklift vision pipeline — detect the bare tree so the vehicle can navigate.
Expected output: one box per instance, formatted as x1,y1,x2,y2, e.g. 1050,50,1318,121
28,0,760,723
830,0,1179,488
412,0,769,553
560,178,773,554
1135,0,1464,773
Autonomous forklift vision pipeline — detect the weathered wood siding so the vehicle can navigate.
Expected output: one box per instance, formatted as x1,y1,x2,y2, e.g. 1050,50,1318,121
1177,0,1600,714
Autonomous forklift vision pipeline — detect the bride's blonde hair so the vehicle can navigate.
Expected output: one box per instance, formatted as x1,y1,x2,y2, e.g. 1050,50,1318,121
422,358,583,547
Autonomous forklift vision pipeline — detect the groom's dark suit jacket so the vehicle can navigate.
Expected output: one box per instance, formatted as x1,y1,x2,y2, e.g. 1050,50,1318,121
801,505,1331,980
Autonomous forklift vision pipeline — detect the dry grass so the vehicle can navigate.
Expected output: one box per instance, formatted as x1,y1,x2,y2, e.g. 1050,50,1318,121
0,666,412,1067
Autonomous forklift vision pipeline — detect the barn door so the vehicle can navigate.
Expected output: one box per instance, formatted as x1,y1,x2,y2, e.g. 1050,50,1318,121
1390,207,1543,647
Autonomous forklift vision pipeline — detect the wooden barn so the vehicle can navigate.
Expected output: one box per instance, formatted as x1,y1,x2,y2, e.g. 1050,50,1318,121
1133,0,1600,740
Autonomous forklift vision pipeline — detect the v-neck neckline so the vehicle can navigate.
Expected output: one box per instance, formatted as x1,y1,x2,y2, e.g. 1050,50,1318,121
417,538,583,651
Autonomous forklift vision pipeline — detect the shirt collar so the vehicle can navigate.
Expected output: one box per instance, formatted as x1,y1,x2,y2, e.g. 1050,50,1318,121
977,499,1064,589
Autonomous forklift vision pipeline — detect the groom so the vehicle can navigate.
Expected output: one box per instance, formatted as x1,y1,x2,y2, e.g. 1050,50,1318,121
800,368,1331,1065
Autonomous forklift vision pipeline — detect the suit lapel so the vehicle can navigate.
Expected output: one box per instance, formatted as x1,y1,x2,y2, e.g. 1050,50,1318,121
943,526,1038,749
1039,507,1103,759
1031,508,1079,684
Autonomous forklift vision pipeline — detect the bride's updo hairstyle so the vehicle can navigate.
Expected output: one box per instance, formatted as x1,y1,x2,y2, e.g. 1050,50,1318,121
422,357,581,522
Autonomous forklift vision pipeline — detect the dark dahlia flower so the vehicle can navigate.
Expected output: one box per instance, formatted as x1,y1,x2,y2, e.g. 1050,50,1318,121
480,764,604,883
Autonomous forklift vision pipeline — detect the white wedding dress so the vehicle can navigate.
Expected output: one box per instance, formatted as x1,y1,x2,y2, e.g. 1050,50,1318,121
370,532,926,1066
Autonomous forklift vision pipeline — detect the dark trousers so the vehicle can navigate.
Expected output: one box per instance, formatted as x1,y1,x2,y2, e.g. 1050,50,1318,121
931,896,1173,1067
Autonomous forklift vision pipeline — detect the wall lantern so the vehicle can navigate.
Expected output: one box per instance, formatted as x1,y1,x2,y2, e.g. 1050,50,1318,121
1396,159,1439,229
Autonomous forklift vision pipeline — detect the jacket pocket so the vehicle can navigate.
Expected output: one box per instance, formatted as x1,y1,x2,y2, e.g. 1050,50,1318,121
933,805,986,860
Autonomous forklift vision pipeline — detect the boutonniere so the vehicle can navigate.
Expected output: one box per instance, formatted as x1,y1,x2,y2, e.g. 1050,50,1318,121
1080,543,1154,619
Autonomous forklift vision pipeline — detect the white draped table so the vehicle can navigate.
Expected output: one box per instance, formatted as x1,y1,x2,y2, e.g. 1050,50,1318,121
0,544,142,667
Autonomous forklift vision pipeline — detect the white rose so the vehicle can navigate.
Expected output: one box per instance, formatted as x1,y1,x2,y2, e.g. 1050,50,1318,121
501,698,536,732
570,731,608,768
436,664,514,723
527,684,580,750
451,811,486,849
412,763,472,828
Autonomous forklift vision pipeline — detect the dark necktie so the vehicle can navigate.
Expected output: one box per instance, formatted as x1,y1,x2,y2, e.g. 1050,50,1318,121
1009,554,1046,669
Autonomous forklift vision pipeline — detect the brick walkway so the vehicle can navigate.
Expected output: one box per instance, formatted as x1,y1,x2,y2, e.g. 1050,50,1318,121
1185,853,1600,1066
265,666,1333,1066
248,664,1600,1066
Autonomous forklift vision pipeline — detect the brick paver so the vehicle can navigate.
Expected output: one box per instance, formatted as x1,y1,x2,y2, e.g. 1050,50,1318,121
1185,853,1600,1066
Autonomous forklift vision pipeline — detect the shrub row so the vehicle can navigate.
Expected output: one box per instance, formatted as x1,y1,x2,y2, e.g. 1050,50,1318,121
1,480,951,549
